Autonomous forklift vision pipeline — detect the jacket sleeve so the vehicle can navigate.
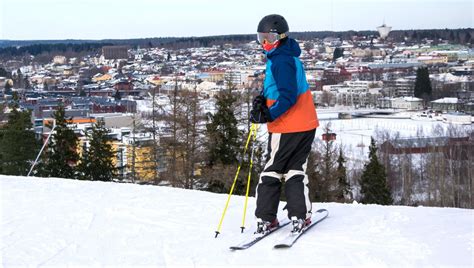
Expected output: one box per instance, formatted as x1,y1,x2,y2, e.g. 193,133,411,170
268,56,298,120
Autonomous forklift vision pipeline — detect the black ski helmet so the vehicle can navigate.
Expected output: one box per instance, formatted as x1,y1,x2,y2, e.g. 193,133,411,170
257,14,289,34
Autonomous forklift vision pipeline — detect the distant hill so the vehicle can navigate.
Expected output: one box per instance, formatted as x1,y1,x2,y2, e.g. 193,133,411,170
1,28,472,48
0,28,471,62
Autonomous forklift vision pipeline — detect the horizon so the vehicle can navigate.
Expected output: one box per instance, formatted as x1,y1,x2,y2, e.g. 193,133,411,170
1,0,472,40
0,27,472,42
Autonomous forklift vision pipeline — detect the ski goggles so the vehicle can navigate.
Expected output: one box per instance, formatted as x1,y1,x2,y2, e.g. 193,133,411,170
257,32,288,44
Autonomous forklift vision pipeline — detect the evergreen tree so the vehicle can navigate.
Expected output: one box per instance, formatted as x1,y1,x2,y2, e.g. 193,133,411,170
77,119,116,181
14,69,23,88
0,105,40,175
39,106,79,179
24,75,31,89
11,91,20,106
4,81,12,95
333,47,344,61
307,149,323,202
204,84,241,193
359,137,393,205
414,67,432,105
113,90,121,101
449,31,455,42
206,89,240,166
335,147,351,202
0,67,10,78
319,124,338,202
464,31,471,44
0,102,4,123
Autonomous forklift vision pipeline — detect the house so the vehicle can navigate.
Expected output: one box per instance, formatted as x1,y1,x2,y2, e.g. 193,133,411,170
322,67,352,86
119,133,162,182
431,97,460,112
391,97,423,110
53,56,67,65
380,136,471,160
102,46,129,60
382,78,415,97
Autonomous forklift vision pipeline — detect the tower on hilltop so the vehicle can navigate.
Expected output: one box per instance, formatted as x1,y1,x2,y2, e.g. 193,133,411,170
377,23,392,39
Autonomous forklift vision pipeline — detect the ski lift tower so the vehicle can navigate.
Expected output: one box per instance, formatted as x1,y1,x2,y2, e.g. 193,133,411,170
377,23,392,40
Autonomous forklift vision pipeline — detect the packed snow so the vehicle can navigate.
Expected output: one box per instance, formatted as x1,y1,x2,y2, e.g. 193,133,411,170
1,175,473,267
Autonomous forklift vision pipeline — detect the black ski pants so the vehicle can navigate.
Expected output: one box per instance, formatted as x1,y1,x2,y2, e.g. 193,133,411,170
255,128,315,222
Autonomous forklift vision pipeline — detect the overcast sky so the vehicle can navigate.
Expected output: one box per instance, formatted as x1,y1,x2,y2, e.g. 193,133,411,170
1,0,472,40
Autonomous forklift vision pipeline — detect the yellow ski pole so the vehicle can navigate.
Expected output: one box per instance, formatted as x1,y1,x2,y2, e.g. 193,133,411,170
240,123,258,233
214,124,256,238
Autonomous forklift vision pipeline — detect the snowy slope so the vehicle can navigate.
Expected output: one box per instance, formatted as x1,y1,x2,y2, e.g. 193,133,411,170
1,175,473,267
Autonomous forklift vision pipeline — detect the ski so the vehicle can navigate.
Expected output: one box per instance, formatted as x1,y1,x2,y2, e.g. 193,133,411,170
273,208,329,249
229,220,291,250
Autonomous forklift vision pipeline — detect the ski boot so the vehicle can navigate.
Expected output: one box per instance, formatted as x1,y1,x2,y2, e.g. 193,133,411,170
254,218,279,235
290,216,311,234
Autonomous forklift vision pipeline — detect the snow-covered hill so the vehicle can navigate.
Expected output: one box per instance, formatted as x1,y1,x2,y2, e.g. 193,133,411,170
1,175,472,267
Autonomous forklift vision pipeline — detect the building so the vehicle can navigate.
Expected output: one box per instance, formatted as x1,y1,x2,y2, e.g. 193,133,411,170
431,97,460,112
323,81,381,107
53,56,67,65
119,133,158,182
380,136,471,160
202,70,225,83
377,23,392,39
102,46,129,60
391,97,423,110
224,70,242,88
416,56,448,65
322,68,352,86
382,78,415,97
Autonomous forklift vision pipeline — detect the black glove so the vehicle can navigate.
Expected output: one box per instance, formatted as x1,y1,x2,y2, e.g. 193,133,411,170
252,95,266,111
250,95,273,124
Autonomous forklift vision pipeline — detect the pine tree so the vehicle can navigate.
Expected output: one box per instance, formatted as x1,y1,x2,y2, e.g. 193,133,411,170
0,104,40,175
333,47,344,61
464,31,471,44
360,137,393,205
77,119,116,181
307,149,324,202
0,102,5,123
335,147,351,202
205,84,241,193
4,81,12,95
206,88,240,166
414,67,432,105
319,123,338,202
39,106,79,179
0,67,10,78
114,90,121,101
15,69,23,88
24,75,31,89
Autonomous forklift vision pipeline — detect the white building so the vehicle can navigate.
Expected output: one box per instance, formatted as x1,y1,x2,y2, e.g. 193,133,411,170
391,97,423,110
53,56,67,65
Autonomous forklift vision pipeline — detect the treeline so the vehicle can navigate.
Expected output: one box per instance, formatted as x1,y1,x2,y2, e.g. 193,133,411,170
0,98,116,181
0,28,471,59
0,42,112,57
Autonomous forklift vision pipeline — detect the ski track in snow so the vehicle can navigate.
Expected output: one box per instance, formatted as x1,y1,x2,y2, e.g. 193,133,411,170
1,175,473,267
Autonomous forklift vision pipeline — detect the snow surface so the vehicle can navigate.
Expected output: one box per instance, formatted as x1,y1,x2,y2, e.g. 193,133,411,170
1,175,473,267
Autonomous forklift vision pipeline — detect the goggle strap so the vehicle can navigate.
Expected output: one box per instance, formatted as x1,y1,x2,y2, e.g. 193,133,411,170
277,33,287,40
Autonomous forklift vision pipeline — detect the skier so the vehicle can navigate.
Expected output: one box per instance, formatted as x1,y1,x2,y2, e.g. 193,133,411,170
250,14,319,234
